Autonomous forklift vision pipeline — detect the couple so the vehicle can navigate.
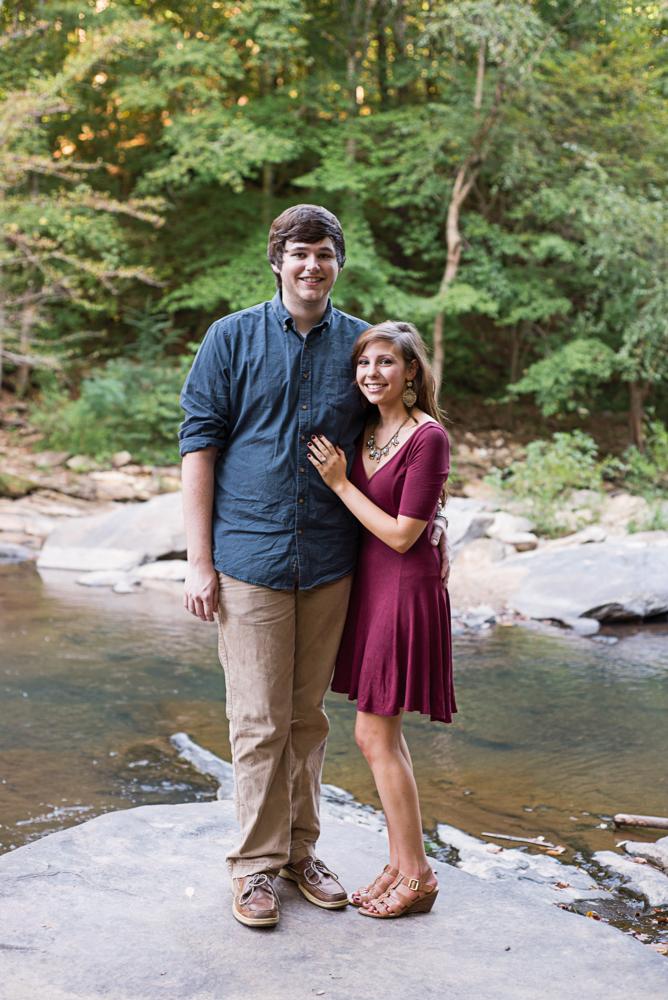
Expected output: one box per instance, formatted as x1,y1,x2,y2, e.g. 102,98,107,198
179,204,455,927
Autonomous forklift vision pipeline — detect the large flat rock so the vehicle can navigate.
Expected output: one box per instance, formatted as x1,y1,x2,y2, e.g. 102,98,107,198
506,543,668,622
1,802,666,1000
37,492,185,571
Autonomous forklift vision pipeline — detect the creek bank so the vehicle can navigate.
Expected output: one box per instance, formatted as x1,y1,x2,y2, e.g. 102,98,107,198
2,486,667,635
0,430,182,503
447,497,668,631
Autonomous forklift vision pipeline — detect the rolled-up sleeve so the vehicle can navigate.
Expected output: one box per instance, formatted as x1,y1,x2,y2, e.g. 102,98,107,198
179,321,230,456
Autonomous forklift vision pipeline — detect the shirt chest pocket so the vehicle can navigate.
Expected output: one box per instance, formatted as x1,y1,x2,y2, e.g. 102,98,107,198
323,365,359,413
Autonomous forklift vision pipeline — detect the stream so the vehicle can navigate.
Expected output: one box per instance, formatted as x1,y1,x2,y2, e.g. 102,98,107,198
1,561,667,945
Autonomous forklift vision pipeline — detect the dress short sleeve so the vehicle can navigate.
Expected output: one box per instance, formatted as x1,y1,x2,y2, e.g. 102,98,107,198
397,423,450,521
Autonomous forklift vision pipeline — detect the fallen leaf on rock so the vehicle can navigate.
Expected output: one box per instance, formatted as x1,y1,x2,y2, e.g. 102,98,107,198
546,847,566,855
647,943,668,954
586,911,601,920
553,882,572,890
634,857,648,864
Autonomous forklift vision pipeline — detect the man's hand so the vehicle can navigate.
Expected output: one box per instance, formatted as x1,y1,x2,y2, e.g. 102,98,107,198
430,518,451,589
184,561,219,622
181,447,219,621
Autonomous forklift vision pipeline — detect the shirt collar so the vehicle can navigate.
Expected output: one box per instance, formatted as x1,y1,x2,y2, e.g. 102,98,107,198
271,291,333,334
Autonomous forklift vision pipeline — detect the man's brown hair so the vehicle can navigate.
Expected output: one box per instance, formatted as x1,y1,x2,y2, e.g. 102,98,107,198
267,204,346,289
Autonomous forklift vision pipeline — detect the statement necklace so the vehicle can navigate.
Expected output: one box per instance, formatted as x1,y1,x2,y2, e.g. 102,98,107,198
366,416,411,463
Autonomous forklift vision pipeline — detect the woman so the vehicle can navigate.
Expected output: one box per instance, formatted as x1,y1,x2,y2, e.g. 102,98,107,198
307,320,455,920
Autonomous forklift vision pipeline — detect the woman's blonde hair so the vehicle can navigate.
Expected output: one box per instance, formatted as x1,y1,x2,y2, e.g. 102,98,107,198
351,320,445,426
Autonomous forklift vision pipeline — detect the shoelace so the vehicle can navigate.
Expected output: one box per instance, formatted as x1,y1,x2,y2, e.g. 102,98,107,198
239,872,279,906
303,858,338,886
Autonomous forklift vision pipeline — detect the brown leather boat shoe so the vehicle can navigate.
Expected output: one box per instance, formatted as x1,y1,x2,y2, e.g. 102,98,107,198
279,856,349,909
231,872,279,927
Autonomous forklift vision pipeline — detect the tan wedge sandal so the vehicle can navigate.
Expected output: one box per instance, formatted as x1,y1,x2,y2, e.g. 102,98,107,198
358,869,438,919
349,864,400,908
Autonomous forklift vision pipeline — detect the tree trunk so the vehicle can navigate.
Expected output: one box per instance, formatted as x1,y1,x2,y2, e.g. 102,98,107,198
630,379,650,451
431,161,478,392
474,38,485,117
377,25,389,108
430,0,582,397
506,324,520,429
262,165,274,229
17,305,35,395
0,297,4,395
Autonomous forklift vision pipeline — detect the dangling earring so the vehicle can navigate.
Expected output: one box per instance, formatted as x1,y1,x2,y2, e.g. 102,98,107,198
402,380,417,408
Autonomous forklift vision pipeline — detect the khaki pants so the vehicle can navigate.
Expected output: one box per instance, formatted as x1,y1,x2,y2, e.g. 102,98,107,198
216,571,353,878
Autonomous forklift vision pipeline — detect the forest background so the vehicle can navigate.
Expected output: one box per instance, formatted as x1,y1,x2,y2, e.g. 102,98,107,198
1,0,667,503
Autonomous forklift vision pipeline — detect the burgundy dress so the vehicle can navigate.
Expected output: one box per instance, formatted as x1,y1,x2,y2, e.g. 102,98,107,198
332,422,456,724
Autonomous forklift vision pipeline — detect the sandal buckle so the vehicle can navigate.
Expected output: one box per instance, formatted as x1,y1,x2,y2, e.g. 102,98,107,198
407,878,420,891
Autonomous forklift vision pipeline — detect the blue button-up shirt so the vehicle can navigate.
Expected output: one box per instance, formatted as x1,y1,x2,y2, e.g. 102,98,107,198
179,292,369,589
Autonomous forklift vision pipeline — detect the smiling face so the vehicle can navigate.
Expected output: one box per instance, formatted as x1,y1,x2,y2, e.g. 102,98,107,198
356,339,418,407
273,238,340,308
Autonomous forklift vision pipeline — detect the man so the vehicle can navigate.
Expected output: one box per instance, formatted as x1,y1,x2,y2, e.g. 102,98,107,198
179,204,449,928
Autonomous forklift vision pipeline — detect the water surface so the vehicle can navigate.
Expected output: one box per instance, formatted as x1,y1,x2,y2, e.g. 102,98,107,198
1,563,667,867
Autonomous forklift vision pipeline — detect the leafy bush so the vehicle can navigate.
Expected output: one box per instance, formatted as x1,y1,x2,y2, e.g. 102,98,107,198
628,501,668,534
487,430,611,533
32,357,191,466
621,420,668,497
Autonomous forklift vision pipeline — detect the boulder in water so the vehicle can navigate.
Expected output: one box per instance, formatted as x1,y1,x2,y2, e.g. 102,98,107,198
37,491,185,572
623,836,668,873
593,850,668,906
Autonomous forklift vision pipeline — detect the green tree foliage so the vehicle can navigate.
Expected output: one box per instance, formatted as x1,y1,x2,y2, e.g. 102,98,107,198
1,0,667,460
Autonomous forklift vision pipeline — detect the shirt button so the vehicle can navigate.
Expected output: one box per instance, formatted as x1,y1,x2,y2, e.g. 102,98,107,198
301,435,306,440
298,530,302,535
299,498,304,503
302,405,307,410
302,373,308,378
300,467,305,473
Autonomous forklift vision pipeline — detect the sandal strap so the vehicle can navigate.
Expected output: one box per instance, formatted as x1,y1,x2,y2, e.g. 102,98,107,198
353,865,399,902
369,870,436,915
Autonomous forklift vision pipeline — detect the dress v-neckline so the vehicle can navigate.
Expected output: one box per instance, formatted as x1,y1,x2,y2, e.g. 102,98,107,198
361,420,435,482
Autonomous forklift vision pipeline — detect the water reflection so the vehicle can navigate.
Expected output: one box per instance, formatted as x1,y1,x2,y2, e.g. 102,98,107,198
1,563,667,864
